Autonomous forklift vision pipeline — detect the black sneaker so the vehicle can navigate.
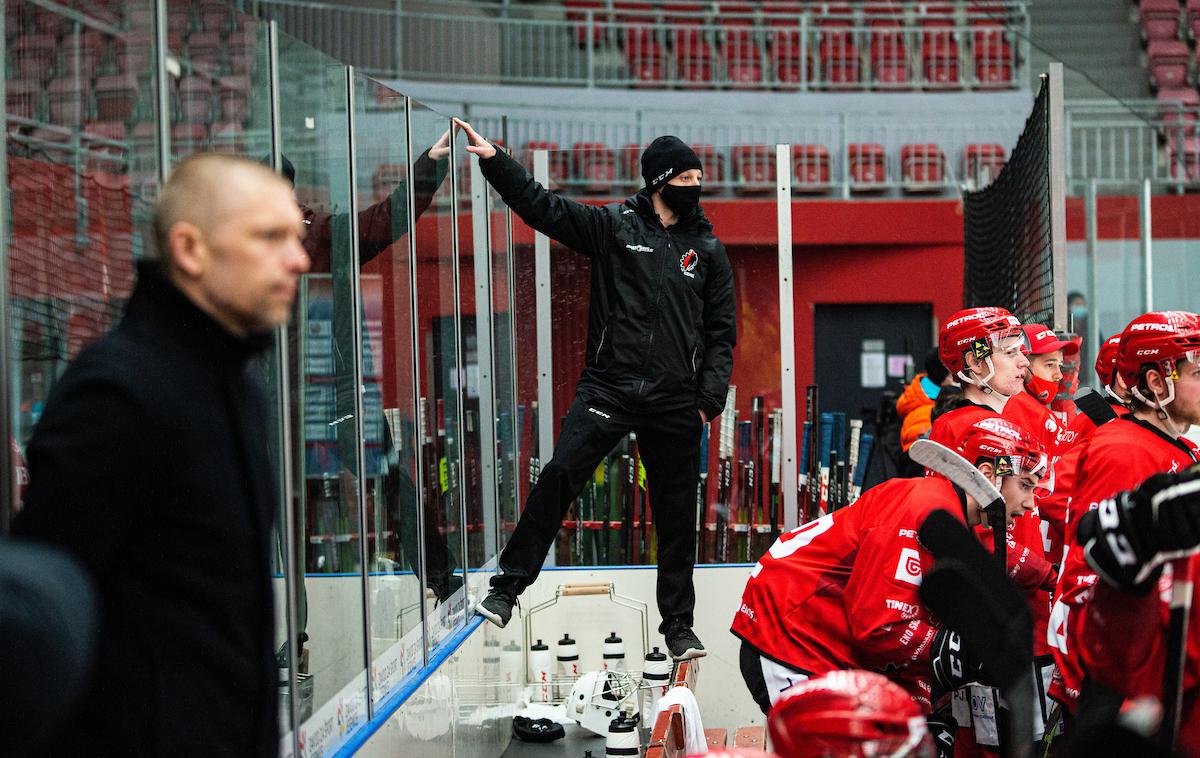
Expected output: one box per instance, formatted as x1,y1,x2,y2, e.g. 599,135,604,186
664,620,706,661
476,587,519,628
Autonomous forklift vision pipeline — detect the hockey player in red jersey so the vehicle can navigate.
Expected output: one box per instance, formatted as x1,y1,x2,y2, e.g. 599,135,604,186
732,418,1049,717
1071,311,1200,753
1046,333,1130,712
928,307,1029,448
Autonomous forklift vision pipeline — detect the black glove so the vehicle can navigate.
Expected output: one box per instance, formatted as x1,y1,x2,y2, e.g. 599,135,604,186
1079,468,1200,593
926,706,958,758
931,628,984,691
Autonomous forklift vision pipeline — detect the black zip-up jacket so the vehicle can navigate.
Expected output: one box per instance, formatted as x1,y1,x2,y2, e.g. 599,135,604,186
480,149,737,418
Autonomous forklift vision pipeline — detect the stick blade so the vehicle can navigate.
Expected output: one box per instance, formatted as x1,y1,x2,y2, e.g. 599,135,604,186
909,439,1003,513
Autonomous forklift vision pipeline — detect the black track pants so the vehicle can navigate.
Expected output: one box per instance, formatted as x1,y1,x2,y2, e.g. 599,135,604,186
491,396,704,633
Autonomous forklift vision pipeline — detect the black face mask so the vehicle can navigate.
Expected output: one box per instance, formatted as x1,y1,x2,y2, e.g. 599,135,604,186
660,183,701,218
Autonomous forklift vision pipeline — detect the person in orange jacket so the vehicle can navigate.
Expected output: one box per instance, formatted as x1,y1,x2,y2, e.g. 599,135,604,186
897,349,954,452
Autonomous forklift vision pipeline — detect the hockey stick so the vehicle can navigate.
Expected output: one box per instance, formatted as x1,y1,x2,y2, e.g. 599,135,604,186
909,439,1006,569
695,422,709,562
919,509,1034,758
1161,558,1192,754
805,385,820,523
770,410,782,540
846,419,862,504
717,385,737,563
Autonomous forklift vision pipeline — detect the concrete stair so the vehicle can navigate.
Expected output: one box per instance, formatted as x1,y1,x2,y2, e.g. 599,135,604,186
1026,0,1149,101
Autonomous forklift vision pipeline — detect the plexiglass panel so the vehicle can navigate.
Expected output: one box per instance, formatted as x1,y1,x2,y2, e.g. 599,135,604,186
5,0,157,519
348,73,425,703
276,33,367,749
408,101,466,649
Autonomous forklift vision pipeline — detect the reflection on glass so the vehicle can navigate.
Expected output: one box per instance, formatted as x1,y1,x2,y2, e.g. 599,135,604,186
6,1,157,521
488,176,518,565
166,0,269,162
409,102,466,648
454,130,487,571
277,33,366,747
349,74,445,703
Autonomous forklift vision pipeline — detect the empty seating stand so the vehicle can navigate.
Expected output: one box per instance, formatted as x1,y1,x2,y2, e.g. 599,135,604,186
732,145,776,194
1142,0,1182,42
571,142,617,192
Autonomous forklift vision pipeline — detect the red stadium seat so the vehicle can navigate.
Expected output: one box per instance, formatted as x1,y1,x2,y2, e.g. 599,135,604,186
171,122,210,154
848,143,887,191
972,24,1013,88
114,31,154,75
620,143,642,191
523,141,570,189
792,144,831,193
665,2,707,49
614,1,657,49
1189,0,1200,40
14,34,56,81
47,77,88,126
901,144,947,191
95,74,140,123
226,26,258,75
731,145,775,194
565,0,608,48
922,29,960,88
167,7,192,51
626,40,666,85
870,26,910,87
187,31,224,71
721,3,762,87
1148,39,1190,89
82,121,128,173
572,142,617,193
58,31,105,81
199,1,231,33
692,144,725,194
219,75,252,124
962,143,1006,187
820,32,861,89
1167,135,1200,181
675,37,715,88
177,76,214,124
7,79,40,121
919,3,956,27
764,3,803,61
1141,0,1182,41
1158,86,1200,139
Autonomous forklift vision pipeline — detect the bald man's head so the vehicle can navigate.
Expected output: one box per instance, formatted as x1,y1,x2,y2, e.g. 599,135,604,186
153,154,290,260
151,153,309,337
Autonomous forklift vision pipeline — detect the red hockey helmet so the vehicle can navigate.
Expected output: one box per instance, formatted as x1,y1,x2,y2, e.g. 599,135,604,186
1094,333,1123,389
955,416,1048,482
938,307,1026,376
1115,311,1200,408
767,670,934,758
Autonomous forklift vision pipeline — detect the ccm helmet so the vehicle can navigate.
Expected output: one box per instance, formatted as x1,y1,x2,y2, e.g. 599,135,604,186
955,416,1048,483
938,308,1027,393
767,670,934,758
1116,311,1200,420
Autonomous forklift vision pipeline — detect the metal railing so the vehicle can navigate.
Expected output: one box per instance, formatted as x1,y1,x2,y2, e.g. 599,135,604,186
250,0,1031,91
1064,98,1200,193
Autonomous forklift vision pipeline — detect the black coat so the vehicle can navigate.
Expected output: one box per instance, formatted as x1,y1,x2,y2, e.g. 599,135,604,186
13,262,278,757
480,149,737,418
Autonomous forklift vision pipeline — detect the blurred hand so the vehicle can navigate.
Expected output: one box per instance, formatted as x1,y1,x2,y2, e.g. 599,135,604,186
453,118,497,160
428,128,451,161
698,409,708,424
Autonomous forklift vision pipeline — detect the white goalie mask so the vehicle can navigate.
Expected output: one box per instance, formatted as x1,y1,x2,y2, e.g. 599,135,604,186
564,670,641,736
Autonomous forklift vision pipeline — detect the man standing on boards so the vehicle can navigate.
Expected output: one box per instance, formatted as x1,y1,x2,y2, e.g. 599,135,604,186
456,119,737,661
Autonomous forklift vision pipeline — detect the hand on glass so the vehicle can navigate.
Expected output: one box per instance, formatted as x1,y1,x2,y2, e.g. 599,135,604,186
428,128,451,161
453,118,496,160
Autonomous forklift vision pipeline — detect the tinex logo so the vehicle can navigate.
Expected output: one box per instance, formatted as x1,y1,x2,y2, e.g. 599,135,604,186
679,249,698,278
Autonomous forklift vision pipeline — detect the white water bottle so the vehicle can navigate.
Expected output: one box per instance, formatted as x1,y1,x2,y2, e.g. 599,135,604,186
602,632,625,672
530,639,553,703
640,646,671,722
556,633,580,699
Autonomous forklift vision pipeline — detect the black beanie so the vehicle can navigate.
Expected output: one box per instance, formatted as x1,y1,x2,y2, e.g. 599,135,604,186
641,136,702,192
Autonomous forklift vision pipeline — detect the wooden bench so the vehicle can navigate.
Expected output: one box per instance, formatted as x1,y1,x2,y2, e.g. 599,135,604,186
734,725,767,750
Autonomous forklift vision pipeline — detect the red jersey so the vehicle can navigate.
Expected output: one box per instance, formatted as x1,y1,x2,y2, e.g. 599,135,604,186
928,403,997,449
732,477,967,710
1050,419,1199,713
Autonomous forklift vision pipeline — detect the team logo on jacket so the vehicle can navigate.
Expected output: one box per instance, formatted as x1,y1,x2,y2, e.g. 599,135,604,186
894,547,923,586
680,249,698,278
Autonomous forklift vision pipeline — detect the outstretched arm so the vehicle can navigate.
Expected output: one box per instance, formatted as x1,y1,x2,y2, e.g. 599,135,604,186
456,117,610,258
